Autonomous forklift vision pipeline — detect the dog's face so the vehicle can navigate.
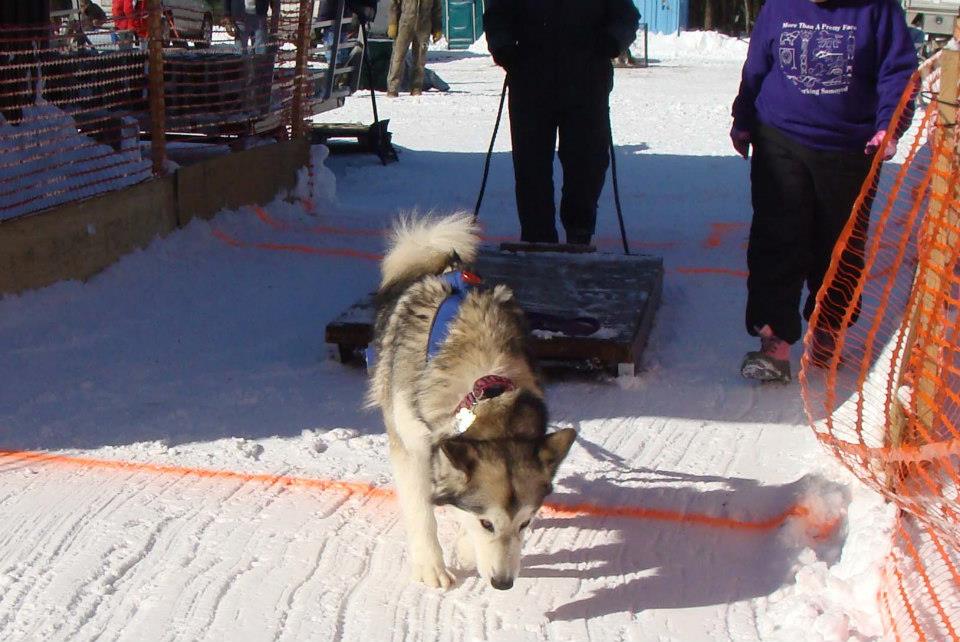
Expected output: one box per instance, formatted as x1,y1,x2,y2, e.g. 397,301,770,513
434,394,576,590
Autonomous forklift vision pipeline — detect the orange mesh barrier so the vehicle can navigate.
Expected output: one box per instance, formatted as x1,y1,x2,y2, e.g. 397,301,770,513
0,20,152,218
800,46,960,641
881,511,960,641
0,1,359,220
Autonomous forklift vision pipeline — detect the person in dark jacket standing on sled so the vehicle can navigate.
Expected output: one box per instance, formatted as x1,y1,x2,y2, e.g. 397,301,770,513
731,0,915,383
484,0,640,246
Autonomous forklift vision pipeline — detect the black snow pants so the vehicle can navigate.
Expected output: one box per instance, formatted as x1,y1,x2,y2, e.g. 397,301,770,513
746,123,874,345
508,84,611,244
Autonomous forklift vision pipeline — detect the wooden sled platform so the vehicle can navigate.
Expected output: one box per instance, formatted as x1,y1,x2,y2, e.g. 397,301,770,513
325,248,664,376
309,121,398,165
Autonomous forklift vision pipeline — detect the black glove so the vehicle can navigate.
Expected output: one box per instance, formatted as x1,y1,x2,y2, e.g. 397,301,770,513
491,44,519,72
600,35,622,59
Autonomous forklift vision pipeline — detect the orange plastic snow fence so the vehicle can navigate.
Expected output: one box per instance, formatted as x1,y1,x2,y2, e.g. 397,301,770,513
0,0,325,218
800,44,960,642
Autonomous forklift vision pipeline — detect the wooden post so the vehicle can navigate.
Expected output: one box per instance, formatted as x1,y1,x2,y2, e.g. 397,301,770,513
146,0,167,176
888,37,960,483
291,0,314,139
913,49,960,429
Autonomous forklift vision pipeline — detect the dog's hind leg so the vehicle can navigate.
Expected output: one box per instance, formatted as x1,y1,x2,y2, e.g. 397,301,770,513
390,405,455,589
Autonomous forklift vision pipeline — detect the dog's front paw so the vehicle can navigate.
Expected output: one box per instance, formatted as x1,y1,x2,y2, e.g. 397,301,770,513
410,556,456,589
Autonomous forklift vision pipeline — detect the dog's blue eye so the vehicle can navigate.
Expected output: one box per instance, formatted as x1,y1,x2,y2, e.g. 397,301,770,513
519,520,530,530
480,519,495,532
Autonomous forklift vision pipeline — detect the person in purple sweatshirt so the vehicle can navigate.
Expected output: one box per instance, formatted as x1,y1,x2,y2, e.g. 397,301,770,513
731,0,916,383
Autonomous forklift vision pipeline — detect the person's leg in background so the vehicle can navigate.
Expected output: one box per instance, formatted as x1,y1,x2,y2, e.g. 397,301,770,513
243,11,261,49
408,25,429,95
741,124,818,381
508,85,560,243
229,0,250,51
386,17,413,96
253,0,269,51
557,95,611,245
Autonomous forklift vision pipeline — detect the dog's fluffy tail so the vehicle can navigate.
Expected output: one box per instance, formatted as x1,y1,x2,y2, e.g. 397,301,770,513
380,212,480,289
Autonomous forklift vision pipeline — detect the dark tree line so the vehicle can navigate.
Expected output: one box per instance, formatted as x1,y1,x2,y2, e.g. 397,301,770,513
688,0,763,36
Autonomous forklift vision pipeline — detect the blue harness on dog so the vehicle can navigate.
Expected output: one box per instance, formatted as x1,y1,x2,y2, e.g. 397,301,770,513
427,270,479,359
367,268,516,434
365,269,480,369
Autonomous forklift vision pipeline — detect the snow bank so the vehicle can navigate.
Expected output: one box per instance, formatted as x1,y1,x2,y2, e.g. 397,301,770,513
467,33,490,55
757,485,895,642
641,30,750,62
0,96,150,221
466,30,748,63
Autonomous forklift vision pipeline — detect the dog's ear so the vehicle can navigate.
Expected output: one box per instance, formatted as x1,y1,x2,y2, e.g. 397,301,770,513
508,391,548,440
440,438,479,477
538,428,576,478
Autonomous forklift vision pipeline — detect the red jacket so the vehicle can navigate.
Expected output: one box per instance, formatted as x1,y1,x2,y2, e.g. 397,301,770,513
112,0,145,35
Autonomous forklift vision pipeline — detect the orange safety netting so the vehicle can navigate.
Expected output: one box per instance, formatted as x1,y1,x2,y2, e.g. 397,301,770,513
0,0,359,220
800,48,960,641
0,19,152,217
881,511,960,641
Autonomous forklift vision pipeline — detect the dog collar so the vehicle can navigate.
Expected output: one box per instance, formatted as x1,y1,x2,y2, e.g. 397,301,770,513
453,375,516,433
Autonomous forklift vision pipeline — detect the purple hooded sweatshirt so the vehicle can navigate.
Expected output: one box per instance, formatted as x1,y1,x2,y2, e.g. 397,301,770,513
732,0,917,151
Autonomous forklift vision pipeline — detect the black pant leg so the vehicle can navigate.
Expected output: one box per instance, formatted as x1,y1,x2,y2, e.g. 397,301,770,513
508,85,559,243
556,94,611,242
746,125,818,344
804,149,874,328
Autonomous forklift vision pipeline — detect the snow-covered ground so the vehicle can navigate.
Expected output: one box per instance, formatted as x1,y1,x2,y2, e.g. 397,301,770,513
0,34,896,641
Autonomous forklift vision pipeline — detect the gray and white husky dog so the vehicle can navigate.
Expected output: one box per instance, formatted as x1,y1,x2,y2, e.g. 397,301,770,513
367,213,576,590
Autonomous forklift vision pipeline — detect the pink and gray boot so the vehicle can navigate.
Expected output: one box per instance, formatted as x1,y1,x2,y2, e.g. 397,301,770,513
741,324,791,383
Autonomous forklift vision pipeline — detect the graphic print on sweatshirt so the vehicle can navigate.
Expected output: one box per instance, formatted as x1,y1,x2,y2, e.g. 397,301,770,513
778,21,856,95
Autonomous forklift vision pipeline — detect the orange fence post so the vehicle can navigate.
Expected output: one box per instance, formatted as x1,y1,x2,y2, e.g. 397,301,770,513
147,0,167,176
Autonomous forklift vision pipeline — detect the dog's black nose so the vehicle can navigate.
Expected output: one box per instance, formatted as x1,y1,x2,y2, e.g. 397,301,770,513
491,577,514,591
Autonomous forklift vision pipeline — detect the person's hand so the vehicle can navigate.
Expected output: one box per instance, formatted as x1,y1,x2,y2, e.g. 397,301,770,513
865,129,897,161
491,44,519,72
730,126,751,159
432,30,442,44
387,23,397,39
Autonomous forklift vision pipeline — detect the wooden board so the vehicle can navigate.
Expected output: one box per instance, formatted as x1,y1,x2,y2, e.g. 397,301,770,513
499,241,597,254
325,249,664,375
